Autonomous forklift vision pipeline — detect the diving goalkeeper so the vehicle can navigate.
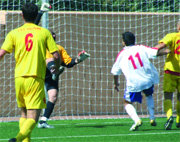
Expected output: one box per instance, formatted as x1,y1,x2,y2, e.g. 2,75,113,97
34,4,90,128
38,31,90,128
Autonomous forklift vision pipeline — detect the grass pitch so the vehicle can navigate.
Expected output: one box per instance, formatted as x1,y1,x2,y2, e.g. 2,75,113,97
0,117,179,142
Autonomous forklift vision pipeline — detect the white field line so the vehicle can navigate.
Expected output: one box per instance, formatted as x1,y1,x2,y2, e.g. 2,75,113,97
0,131,180,141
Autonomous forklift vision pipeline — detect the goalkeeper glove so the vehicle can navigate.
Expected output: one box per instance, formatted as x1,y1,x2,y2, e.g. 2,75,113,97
76,50,90,63
47,61,64,81
52,66,65,81
40,2,51,12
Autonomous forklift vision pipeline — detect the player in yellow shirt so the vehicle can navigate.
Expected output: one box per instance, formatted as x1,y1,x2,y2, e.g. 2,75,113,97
155,20,180,130
38,31,90,128
0,3,61,142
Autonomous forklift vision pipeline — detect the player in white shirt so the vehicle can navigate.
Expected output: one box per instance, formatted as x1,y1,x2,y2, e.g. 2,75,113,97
111,32,169,131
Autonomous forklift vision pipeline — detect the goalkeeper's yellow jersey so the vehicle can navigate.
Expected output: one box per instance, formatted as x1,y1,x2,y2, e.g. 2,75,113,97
159,32,180,73
46,44,72,65
1,23,58,79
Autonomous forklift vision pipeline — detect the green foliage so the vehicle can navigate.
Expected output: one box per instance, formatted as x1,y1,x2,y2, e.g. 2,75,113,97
0,0,179,12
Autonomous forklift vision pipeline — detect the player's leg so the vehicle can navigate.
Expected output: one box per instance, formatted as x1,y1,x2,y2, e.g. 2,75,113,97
124,90,142,131
164,92,174,130
10,77,46,141
38,76,59,128
163,73,175,130
19,108,30,142
9,77,27,142
15,109,41,142
143,85,156,126
38,89,58,128
44,89,58,119
176,88,180,128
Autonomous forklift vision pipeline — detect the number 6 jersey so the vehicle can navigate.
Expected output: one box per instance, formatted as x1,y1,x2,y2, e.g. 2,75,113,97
111,45,159,92
1,23,58,79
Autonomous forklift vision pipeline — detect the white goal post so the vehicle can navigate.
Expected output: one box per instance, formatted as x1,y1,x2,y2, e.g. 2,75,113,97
0,0,179,121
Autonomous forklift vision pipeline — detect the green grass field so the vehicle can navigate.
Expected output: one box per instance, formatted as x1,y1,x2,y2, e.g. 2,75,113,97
0,117,179,142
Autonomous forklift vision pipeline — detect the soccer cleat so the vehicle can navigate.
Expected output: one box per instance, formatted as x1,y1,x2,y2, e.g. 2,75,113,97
165,116,174,130
38,121,54,129
129,120,142,131
150,120,157,126
8,138,17,142
176,123,180,128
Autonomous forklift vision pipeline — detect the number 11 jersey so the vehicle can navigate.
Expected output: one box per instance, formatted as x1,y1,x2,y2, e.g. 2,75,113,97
111,45,159,92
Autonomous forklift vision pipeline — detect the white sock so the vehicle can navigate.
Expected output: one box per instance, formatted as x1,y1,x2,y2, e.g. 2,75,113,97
125,104,140,123
40,116,48,121
146,95,155,120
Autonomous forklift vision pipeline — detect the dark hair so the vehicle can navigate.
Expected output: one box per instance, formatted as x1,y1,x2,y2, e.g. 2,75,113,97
22,3,38,22
122,32,135,46
51,31,56,41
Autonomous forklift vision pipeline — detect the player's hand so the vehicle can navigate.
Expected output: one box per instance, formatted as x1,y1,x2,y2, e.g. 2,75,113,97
52,66,65,81
114,83,119,92
165,49,171,54
76,50,90,63
40,2,51,12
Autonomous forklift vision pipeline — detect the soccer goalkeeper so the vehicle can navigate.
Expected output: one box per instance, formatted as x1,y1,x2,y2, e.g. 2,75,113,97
34,5,90,128
38,31,90,128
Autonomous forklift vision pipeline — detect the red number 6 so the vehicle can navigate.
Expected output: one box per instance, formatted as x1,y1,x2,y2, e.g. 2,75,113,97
174,40,180,55
25,33,33,51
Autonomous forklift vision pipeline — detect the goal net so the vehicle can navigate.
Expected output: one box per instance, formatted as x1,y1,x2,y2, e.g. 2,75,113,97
0,0,179,121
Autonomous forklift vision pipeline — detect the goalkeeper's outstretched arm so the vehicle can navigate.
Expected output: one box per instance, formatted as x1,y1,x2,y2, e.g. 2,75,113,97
34,2,51,25
75,50,90,64
34,11,43,25
62,50,90,68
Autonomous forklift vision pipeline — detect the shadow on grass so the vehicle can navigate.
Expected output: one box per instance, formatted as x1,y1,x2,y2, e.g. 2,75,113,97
74,123,125,128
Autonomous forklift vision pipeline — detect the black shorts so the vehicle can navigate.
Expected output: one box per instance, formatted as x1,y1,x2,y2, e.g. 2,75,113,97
45,68,59,91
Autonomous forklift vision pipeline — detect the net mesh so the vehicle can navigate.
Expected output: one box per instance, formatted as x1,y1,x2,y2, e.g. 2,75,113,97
0,0,179,120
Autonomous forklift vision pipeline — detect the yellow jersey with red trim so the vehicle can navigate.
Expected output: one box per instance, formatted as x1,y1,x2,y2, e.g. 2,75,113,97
159,32,180,73
46,44,72,65
1,23,58,79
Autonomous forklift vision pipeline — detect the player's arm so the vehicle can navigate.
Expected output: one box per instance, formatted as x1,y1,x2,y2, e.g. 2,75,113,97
46,48,64,80
61,49,90,68
75,50,90,64
113,75,119,92
155,43,166,50
47,50,61,74
34,2,51,25
155,43,171,56
46,58,64,81
111,55,122,92
52,51,61,68
0,49,7,60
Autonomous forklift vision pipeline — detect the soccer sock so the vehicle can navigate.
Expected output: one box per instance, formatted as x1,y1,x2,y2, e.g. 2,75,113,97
146,95,155,120
125,104,140,123
164,99,172,120
16,118,36,141
19,117,26,129
176,100,180,123
19,117,30,142
43,101,55,119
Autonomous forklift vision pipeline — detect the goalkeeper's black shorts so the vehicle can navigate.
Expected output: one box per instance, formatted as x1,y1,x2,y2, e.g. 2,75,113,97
45,68,59,91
